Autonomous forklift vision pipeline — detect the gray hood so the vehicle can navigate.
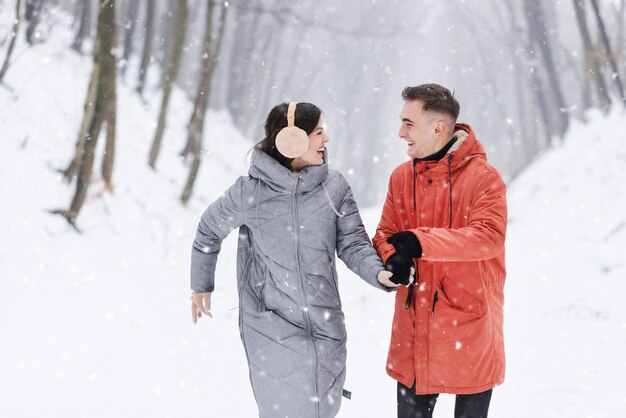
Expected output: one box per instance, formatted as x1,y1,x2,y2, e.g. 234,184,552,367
248,150,329,193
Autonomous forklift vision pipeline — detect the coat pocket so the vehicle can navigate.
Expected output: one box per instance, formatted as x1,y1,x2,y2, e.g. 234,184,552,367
257,268,267,311
440,275,486,317
328,256,340,296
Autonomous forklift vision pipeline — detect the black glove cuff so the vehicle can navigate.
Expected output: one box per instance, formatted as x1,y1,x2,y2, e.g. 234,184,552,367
386,231,423,258
385,254,412,286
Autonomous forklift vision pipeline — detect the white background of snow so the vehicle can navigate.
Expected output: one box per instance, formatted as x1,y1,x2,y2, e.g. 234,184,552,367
1,8,626,418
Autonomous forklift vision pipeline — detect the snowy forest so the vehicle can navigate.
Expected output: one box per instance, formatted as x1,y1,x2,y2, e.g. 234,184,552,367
1,0,625,417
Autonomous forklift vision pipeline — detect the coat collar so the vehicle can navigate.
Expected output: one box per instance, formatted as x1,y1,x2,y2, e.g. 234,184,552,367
248,150,329,193
412,123,486,173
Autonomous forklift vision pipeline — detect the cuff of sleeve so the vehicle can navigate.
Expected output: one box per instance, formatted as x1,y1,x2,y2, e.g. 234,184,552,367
191,285,214,293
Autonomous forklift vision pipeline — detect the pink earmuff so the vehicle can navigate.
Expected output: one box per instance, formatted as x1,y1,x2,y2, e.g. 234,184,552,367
275,102,309,158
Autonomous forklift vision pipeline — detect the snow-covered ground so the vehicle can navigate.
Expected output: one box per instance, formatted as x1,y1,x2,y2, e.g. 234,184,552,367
2,6,626,418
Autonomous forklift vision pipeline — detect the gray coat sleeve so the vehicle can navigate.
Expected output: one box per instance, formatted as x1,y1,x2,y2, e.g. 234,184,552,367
335,175,389,292
190,177,245,292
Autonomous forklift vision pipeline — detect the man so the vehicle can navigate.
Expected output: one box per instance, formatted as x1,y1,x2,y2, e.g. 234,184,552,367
374,84,507,418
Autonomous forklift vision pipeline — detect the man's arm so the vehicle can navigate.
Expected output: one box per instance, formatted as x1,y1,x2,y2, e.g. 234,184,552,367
410,171,507,262
374,174,419,285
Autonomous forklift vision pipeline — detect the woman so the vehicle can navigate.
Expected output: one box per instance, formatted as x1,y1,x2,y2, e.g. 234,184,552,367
190,102,396,418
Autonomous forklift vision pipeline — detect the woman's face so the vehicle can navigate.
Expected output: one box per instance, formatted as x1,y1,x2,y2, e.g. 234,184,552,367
290,117,329,171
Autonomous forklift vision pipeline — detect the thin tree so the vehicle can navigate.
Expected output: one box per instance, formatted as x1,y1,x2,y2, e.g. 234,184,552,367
613,0,625,77
524,0,569,137
502,0,539,164
226,1,263,126
181,1,227,204
136,0,155,97
63,46,100,181
53,0,117,227
102,9,118,190
120,0,139,77
147,0,187,169
180,0,218,159
24,0,43,44
0,0,22,85
590,0,626,101
573,0,611,110
71,0,92,53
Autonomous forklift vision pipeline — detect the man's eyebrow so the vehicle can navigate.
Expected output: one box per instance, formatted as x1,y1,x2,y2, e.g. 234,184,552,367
401,117,414,123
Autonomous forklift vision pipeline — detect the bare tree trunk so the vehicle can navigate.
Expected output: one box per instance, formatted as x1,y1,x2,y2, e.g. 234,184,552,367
24,0,43,44
120,0,139,76
527,37,555,143
502,1,536,163
573,0,611,110
102,15,117,189
0,0,22,84
54,0,116,227
102,89,116,189
614,0,625,77
71,0,92,53
148,0,187,169
181,1,220,158
524,0,569,137
62,54,100,182
227,2,262,125
590,0,626,101
136,0,155,97
181,2,228,204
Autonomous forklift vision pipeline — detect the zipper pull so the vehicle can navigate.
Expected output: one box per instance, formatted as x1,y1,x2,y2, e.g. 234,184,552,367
432,291,439,317
404,283,414,310
298,173,305,184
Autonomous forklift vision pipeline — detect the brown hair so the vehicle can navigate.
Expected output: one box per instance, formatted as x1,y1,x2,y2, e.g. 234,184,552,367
401,83,460,122
253,102,322,169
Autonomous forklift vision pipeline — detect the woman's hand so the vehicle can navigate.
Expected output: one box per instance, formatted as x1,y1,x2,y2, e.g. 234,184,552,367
377,270,400,289
191,291,213,324
377,268,415,289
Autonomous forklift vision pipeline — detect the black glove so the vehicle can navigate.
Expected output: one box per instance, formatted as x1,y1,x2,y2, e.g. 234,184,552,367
385,254,413,285
386,231,422,258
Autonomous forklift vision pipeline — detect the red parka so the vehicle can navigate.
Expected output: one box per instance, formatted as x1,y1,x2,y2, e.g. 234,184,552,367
374,124,507,395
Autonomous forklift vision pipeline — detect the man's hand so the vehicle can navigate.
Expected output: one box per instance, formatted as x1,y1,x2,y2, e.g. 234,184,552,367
191,291,212,324
385,254,414,285
387,231,423,258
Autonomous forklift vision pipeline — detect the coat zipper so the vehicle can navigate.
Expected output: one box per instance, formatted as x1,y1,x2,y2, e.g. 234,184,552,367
447,154,454,228
412,159,417,210
293,173,320,412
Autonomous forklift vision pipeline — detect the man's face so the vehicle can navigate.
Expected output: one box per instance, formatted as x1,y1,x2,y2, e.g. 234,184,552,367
398,100,449,159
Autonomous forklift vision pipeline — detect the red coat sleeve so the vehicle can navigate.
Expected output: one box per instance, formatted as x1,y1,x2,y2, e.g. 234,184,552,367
411,172,507,262
373,176,401,264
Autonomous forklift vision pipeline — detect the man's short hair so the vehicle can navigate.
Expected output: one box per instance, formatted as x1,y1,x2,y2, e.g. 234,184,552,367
402,84,460,122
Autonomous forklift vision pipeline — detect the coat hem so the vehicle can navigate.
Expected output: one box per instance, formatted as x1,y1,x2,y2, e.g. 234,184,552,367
387,368,503,395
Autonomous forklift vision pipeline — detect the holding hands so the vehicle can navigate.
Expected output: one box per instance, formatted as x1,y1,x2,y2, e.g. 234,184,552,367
384,231,423,285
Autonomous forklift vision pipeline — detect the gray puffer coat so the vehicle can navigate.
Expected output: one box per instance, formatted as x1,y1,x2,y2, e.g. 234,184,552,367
191,151,387,418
